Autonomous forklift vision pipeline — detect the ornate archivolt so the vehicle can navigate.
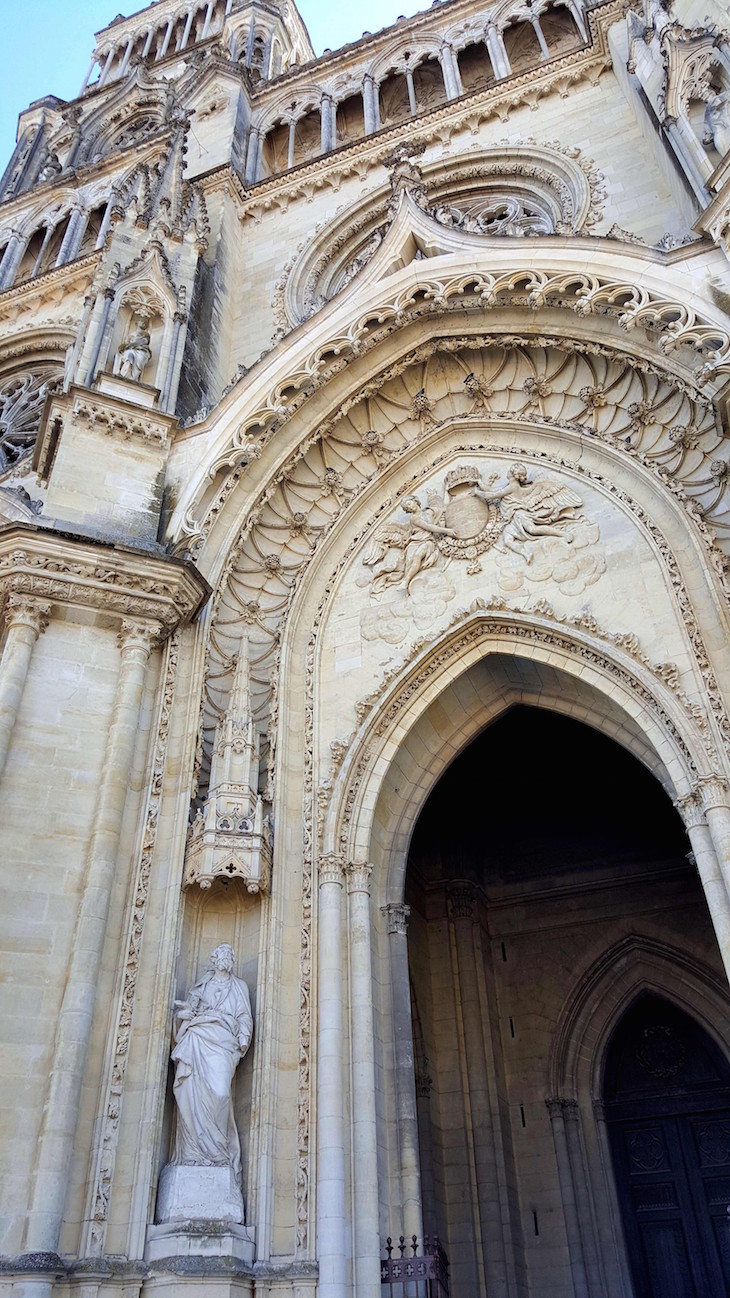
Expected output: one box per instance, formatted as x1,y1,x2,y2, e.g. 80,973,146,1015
189,335,728,804
272,141,606,329
169,219,730,546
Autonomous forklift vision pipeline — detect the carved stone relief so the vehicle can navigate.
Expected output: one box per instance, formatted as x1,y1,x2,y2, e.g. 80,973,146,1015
358,459,604,643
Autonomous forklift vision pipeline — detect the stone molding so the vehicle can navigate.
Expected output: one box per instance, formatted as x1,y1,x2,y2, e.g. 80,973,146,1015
0,525,209,634
71,394,172,447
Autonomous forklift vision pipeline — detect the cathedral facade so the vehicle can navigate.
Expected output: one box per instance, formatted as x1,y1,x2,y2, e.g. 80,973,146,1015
2,0,730,1294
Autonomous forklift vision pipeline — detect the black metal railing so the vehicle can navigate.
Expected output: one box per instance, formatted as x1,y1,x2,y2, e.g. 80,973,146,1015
381,1235,449,1296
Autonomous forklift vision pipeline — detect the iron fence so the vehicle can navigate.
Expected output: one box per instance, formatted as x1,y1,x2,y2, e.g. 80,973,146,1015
381,1235,449,1297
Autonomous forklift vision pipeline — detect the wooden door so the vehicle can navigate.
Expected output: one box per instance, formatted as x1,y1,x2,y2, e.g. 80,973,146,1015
604,997,730,1298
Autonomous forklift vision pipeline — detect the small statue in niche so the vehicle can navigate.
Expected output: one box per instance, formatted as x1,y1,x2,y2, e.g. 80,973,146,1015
703,91,730,159
170,943,253,1179
37,149,62,183
117,315,152,382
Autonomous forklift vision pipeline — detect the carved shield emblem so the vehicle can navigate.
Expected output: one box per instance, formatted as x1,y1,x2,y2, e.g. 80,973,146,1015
444,492,492,540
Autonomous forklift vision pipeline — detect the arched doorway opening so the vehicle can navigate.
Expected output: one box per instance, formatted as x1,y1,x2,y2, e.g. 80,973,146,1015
605,995,730,1298
404,703,723,1298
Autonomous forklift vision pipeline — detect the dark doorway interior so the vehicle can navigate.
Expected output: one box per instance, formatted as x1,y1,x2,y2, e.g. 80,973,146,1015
409,704,688,887
605,995,730,1298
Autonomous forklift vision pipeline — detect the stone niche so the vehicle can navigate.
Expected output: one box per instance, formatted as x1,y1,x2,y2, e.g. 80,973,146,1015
147,880,261,1264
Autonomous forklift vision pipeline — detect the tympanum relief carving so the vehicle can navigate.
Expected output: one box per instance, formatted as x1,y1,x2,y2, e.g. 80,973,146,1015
360,461,604,643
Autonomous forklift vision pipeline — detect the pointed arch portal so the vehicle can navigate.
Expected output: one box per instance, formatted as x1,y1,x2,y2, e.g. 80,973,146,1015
375,690,730,1298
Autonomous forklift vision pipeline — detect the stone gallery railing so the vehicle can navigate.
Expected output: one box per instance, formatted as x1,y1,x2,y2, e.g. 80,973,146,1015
381,1236,450,1296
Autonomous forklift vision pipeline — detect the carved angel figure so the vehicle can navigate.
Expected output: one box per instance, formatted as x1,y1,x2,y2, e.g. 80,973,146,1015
703,92,730,159
477,464,582,560
363,494,455,595
117,315,152,382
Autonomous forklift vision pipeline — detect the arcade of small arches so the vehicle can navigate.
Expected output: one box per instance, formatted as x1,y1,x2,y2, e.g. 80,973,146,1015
250,0,587,180
82,0,306,97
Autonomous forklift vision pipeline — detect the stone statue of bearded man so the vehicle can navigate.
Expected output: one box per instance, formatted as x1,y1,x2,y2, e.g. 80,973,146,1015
170,943,253,1182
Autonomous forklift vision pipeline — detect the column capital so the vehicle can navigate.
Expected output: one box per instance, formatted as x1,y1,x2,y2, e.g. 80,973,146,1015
546,1096,565,1120
344,861,373,894
382,901,410,935
319,851,345,887
561,1098,581,1122
697,773,730,812
447,882,478,920
117,618,161,655
4,593,52,635
674,788,707,828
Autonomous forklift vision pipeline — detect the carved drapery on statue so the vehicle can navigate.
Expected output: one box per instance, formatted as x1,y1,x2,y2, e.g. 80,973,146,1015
170,943,253,1179
155,944,254,1227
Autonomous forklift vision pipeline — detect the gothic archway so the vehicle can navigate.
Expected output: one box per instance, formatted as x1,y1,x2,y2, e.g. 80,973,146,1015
401,702,717,1298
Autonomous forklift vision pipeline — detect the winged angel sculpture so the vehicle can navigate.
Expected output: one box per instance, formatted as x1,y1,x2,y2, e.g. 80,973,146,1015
363,462,586,589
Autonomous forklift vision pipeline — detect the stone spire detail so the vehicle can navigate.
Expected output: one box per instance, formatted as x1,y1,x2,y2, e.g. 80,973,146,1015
184,627,271,892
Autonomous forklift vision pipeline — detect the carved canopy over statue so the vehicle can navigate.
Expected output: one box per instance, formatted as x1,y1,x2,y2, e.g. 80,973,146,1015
170,943,253,1181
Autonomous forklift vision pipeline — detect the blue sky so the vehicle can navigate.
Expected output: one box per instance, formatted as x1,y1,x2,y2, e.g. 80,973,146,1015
1,0,430,171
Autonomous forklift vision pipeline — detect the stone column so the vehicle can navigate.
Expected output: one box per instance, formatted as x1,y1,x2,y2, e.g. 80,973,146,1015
245,127,262,184
447,884,509,1292
24,619,158,1254
547,1099,589,1298
179,9,195,51
405,67,418,115
85,281,116,385
159,19,174,58
566,0,588,39
97,47,115,86
346,863,380,1298
55,208,85,267
563,1100,602,1295
31,223,55,278
438,43,459,99
676,788,730,978
161,311,185,411
79,54,97,94
485,23,511,79
363,76,380,134
320,96,335,154
382,902,423,1242
287,119,297,171
0,595,51,781
142,27,155,58
531,16,550,59
317,853,347,1297
118,36,135,77
0,230,25,290
202,0,214,39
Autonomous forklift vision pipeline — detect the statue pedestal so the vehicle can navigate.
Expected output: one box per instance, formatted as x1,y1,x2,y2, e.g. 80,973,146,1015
156,1164,244,1224
145,1219,255,1266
